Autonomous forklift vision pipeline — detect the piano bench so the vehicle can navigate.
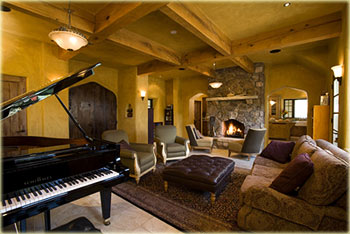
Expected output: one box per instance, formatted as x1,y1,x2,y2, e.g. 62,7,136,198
51,217,101,232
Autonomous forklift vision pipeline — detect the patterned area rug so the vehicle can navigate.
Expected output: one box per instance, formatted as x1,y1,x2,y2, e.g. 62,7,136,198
112,163,247,232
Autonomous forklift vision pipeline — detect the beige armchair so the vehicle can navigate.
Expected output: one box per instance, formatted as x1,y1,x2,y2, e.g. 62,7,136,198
185,124,213,152
102,130,156,184
154,125,190,164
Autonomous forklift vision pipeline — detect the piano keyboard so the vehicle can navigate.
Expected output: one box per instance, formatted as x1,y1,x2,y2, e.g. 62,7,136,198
1,168,119,214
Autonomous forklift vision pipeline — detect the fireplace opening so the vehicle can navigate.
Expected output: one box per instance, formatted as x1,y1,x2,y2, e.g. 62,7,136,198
222,119,245,138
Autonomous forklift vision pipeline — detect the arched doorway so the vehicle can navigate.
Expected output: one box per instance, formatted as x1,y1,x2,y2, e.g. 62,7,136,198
189,93,207,133
267,87,308,141
69,82,117,139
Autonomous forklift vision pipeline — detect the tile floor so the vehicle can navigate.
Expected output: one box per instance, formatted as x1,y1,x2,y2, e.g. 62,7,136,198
3,193,182,233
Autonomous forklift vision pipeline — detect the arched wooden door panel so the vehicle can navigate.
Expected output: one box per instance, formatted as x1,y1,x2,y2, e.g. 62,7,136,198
69,82,117,139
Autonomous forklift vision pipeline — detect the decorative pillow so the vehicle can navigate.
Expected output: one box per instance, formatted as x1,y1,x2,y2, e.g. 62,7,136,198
118,140,134,151
261,140,295,163
291,135,316,160
196,129,204,139
270,153,314,194
297,149,349,205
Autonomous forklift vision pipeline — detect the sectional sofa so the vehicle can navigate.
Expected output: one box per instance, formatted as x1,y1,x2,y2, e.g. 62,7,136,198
238,135,349,231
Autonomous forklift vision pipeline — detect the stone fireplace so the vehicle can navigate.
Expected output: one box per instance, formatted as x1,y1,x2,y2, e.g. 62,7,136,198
222,119,245,138
206,63,265,138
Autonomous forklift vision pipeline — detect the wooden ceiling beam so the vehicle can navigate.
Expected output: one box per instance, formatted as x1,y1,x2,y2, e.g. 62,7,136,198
231,11,342,56
137,60,177,76
230,56,255,74
161,2,254,74
108,29,181,65
185,12,342,65
91,2,167,44
161,2,231,56
3,1,95,33
137,60,215,78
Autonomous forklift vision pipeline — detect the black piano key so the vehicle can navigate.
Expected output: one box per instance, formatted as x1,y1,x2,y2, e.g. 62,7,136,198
35,186,43,195
24,189,31,199
7,198,12,205
30,187,38,196
14,192,21,202
40,184,49,193
19,190,26,200
45,183,53,192
49,182,57,190
2,200,6,206
54,181,63,189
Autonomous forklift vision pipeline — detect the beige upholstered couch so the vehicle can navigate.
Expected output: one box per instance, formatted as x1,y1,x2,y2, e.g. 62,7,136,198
238,135,349,231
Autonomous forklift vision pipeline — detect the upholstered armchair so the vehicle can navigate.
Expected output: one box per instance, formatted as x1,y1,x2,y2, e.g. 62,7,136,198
185,124,213,152
154,125,190,164
228,128,266,160
101,130,156,184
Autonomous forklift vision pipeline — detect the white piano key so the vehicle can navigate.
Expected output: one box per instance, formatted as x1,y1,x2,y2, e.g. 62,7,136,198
1,169,120,214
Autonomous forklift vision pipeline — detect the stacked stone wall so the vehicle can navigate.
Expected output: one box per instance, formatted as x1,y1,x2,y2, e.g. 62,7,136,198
207,63,265,137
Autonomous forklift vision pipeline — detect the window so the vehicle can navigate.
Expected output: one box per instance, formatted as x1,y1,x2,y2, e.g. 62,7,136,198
148,99,153,109
283,99,307,119
332,79,339,146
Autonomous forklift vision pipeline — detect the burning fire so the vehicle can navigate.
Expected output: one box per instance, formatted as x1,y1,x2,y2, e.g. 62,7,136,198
226,123,242,136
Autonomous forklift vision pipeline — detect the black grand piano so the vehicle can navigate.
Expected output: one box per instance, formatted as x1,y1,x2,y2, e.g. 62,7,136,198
1,63,129,231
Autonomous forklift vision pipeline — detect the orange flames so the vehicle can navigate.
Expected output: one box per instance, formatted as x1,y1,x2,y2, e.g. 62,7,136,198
226,123,242,135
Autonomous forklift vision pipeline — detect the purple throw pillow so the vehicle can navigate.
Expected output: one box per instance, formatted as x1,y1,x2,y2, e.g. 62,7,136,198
118,140,134,151
270,153,314,195
261,140,295,163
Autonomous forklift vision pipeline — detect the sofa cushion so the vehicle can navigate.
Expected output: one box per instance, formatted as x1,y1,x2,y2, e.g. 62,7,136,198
119,140,134,151
291,135,316,160
254,156,288,169
167,143,186,153
298,149,349,205
261,140,295,163
252,164,283,179
240,175,274,194
270,153,314,195
296,141,317,158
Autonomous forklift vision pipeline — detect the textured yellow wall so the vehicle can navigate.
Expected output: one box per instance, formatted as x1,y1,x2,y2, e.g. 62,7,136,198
135,75,148,143
265,63,327,137
176,77,208,137
148,77,166,123
1,31,69,138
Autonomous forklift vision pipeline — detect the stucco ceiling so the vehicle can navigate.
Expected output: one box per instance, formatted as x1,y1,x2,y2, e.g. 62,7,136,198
1,1,346,79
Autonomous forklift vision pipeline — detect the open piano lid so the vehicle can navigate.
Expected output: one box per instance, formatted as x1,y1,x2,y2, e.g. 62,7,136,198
1,63,101,120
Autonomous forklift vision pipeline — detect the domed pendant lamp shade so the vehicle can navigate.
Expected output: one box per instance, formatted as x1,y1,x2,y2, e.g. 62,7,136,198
49,3,88,51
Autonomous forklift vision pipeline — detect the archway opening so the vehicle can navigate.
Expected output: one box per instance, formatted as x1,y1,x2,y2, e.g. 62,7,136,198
267,87,308,141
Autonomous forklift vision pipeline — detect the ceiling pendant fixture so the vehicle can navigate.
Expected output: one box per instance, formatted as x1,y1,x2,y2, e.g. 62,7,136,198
48,2,88,51
209,62,223,89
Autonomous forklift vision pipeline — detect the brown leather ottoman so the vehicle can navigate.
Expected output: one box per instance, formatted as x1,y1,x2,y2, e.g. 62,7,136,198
162,155,235,204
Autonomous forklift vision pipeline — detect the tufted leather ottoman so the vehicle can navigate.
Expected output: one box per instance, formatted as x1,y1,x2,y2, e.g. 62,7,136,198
162,155,235,204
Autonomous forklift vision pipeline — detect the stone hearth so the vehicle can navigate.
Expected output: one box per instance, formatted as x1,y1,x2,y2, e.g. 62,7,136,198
207,63,265,137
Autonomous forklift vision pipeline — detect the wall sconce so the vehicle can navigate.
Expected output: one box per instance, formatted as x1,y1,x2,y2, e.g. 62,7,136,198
331,65,343,85
269,100,276,106
140,90,146,101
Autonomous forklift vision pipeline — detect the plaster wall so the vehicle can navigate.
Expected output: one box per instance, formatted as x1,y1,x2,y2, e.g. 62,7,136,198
135,75,148,143
1,31,69,138
265,63,327,138
148,77,166,123
176,77,208,137
328,7,349,151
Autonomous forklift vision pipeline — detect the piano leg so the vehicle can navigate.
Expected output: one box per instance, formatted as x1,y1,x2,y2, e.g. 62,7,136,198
100,188,111,226
44,210,51,231
19,220,26,232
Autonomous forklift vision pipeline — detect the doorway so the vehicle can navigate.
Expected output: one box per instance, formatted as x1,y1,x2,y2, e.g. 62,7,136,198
1,74,27,136
194,100,201,132
69,82,117,139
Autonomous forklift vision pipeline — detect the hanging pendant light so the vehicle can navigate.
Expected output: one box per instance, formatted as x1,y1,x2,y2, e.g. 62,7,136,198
209,62,223,88
49,2,88,51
